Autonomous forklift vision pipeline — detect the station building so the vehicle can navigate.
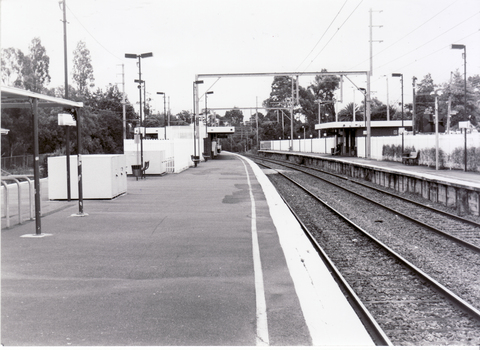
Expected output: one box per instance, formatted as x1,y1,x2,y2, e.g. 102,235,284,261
315,120,413,156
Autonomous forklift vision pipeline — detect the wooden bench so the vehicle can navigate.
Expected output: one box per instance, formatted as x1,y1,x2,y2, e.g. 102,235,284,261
402,151,420,165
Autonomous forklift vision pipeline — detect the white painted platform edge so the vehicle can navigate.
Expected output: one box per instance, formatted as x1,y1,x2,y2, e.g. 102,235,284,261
240,155,375,346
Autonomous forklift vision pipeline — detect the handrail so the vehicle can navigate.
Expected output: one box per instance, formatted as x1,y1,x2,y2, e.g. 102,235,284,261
1,175,35,227
2,180,10,228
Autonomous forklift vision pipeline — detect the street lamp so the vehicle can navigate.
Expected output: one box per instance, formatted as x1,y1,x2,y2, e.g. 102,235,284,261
451,44,467,115
192,80,204,166
452,44,468,171
392,73,404,154
358,88,367,124
134,79,147,117
205,91,214,134
431,89,443,170
358,88,367,157
157,92,166,139
125,52,153,170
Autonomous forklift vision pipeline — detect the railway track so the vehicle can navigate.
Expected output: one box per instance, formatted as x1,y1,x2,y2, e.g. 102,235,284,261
250,155,480,249
248,155,480,345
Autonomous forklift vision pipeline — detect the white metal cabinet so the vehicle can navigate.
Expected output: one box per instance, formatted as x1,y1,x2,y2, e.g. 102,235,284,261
48,155,127,200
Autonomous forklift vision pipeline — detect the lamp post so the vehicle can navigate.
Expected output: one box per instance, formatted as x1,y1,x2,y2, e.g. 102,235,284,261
451,44,467,115
392,73,404,154
192,80,204,166
205,91,214,134
382,75,390,121
359,88,367,157
125,52,153,169
358,88,367,124
431,89,443,170
157,92,166,139
451,44,468,171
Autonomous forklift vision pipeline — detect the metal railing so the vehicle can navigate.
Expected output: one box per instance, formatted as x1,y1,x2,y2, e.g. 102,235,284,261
1,174,34,228
1,154,34,171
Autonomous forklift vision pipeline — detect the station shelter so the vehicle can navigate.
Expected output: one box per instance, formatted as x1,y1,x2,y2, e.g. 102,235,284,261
203,126,235,159
1,85,83,235
315,120,413,156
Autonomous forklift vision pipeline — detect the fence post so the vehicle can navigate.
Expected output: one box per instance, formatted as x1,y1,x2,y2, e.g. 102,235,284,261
2,181,10,228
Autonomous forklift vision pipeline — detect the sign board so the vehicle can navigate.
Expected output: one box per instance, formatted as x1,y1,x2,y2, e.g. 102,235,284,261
58,113,76,126
134,127,146,136
459,121,471,129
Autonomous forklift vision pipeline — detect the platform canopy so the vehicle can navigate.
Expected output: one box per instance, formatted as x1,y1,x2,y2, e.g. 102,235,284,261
315,120,412,130
1,85,83,109
1,85,84,236
206,126,235,134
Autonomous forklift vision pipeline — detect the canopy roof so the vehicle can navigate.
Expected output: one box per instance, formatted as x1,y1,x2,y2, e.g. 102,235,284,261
1,85,83,109
315,120,413,130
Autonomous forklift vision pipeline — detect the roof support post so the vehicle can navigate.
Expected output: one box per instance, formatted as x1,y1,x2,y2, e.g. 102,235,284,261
76,108,84,215
32,98,42,235
366,73,372,158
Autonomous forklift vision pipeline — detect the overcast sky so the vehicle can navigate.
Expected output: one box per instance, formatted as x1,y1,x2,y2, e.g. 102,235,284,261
1,0,479,116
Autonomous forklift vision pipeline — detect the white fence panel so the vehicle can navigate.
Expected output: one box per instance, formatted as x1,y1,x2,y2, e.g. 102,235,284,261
262,132,479,170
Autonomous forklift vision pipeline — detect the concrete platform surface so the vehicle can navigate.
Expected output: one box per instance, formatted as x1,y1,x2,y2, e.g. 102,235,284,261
1,152,374,346
263,150,480,189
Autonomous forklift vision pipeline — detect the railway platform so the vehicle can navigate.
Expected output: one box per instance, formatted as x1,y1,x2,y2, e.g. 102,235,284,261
260,150,480,216
1,152,374,346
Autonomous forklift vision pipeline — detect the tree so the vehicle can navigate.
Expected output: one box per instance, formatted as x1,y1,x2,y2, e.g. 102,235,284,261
72,40,95,96
1,47,23,86
337,102,358,122
22,37,51,92
175,110,192,125
263,76,294,109
442,71,479,128
2,38,51,92
224,108,244,126
308,70,340,122
143,114,163,127
263,76,298,138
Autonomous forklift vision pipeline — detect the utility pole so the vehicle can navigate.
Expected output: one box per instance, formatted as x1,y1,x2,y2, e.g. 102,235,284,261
120,64,126,140
369,8,383,76
412,76,417,135
385,75,390,121
256,96,259,149
290,77,294,150
60,0,71,201
168,96,171,126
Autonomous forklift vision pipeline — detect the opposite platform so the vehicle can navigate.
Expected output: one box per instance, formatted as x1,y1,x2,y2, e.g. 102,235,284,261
1,152,374,346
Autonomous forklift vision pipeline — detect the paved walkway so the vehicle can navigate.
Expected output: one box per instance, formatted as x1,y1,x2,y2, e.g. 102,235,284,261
1,152,373,346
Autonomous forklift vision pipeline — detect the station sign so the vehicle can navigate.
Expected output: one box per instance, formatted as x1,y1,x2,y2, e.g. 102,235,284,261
58,113,76,126
459,121,471,129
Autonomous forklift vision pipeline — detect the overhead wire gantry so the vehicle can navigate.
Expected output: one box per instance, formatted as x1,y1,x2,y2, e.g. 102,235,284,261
193,70,373,157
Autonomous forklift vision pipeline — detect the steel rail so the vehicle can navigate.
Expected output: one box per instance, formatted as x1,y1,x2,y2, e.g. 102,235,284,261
252,156,480,253
255,155,480,228
267,162,480,324
280,191,393,346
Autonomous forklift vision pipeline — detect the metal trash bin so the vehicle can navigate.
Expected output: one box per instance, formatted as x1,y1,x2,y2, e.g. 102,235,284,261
191,155,200,167
131,165,142,180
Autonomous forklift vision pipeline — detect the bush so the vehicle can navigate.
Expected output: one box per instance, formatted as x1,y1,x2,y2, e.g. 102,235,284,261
445,147,479,171
382,144,406,161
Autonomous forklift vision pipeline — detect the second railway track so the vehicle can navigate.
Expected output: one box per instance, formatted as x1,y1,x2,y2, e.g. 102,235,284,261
248,154,480,345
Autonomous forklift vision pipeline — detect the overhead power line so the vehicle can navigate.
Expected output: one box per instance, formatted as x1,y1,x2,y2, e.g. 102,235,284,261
296,0,349,71
373,0,459,60
65,4,123,61
375,10,480,71
302,0,364,74
392,28,480,74
348,1,474,72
